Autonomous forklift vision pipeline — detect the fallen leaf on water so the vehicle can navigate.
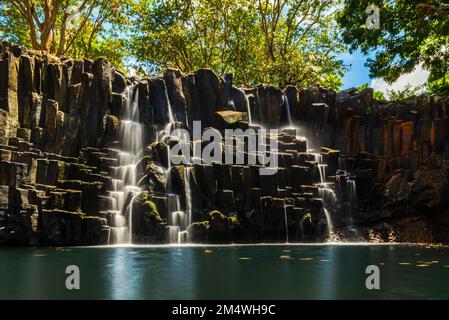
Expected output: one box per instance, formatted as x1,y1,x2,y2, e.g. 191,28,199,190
239,257,251,260
416,264,430,267
444,265,449,268
300,257,313,261
204,249,213,254
420,261,438,265
378,262,385,266
280,255,292,260
398,262,411,266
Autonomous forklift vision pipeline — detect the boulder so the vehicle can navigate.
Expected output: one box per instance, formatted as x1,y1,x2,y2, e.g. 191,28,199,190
214,110,248,130
255,85,283,128
187,221,209,243
40,209,83,246
82,216,107,245
130,192,166,243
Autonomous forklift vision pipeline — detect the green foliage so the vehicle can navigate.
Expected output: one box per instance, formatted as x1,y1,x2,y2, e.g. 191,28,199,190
130,0,347,89
0,0,131,68
356,83,385,101
337,0,449,94
386,84,420,101
427,74,449,94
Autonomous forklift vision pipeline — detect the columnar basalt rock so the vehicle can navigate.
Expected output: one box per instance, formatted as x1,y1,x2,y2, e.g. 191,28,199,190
1,43,449,246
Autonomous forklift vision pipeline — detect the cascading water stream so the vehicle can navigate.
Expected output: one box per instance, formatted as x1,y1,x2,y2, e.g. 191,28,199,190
184,166,193,230
323,208,334,235
283,199,289,243
346,178,357,226
159,86,194,244
314,153,336,239
283,94,293,128
243,91,252,125
108,85,143,244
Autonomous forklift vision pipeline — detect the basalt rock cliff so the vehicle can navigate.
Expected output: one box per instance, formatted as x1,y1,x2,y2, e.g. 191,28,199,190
1,42,448,246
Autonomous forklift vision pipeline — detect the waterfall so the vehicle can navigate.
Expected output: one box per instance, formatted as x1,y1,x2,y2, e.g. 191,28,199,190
314,151,337,240
348,179,356,203
161,91,193,244
108,84,143,244
283,94,293,127
165,84,175,124
244,92,252,125
165,174,191,244
346,178,357,227
319,186,336,239
318,164,327,184
314,152,327,185
283,200,289,243
323,208,334,236
184,166,193,230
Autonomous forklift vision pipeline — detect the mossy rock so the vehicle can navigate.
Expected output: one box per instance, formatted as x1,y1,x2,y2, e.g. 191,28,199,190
187,221,209,243
228,214,239,226
130,191,165,243
303,212,312,224
143,200,162,223
209,210,228,233
57,161,66,181
209,210,227,221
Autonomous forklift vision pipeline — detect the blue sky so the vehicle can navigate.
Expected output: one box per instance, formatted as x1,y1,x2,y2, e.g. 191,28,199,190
339,49,372,89
339,49,429,95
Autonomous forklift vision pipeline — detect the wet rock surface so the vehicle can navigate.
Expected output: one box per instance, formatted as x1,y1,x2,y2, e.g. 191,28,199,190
1,43,449,246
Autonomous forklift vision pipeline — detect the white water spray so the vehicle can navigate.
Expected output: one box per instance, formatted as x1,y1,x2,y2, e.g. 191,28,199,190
108,85,143,244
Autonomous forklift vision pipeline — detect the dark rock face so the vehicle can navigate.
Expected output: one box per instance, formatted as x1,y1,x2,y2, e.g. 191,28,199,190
254,85,284,128
1,43,449,246
130,192,166,244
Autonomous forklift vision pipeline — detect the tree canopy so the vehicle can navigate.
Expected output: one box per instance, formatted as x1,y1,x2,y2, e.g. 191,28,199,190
337,0,449,93
130,0,347,89
0,0,132,68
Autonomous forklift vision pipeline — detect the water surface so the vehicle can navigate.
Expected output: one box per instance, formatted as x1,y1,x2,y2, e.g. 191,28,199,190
1,244,448,299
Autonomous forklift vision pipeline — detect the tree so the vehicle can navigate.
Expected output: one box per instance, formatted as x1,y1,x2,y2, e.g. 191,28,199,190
356,83,385,101
130,0,347,89
337,0,449,93
0,0,131,67
386,84,420,101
